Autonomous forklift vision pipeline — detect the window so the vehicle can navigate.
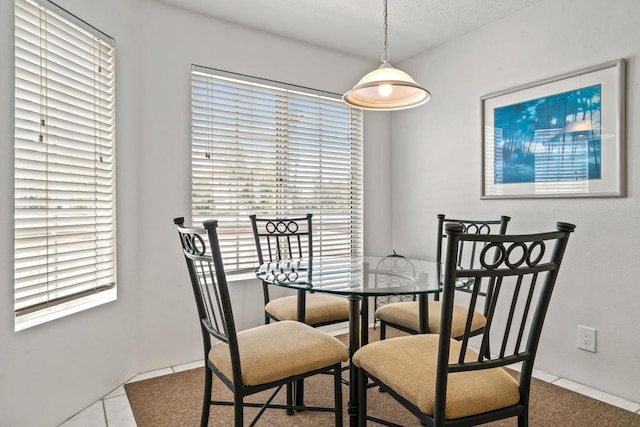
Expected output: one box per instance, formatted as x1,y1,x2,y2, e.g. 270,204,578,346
191,66,363,275
14,0,116,330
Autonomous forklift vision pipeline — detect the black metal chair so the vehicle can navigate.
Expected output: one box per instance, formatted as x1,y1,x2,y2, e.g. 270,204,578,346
354,221,575,426
249,214,350,327
174,217,349,427
371,251,416,329
376,214,511,340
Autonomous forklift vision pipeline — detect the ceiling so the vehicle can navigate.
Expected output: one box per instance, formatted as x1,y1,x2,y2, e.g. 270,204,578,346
156,0,543,63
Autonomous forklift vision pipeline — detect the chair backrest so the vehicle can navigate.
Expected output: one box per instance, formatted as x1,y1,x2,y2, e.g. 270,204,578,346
373,252,417,312
435,214,510,303
375,251,416,280
173,217,243,386
436,214,511,268
250,214,313,263
434,221,575,421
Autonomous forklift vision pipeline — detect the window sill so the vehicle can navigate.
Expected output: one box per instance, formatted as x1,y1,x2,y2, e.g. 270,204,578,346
15,288,117,332
226,270,260,283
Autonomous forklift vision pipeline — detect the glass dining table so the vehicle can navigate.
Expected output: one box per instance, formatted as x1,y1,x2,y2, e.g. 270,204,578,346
255,255,443,427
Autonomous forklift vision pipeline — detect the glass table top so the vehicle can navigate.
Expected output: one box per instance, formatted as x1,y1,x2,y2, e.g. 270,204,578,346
255,255,443,297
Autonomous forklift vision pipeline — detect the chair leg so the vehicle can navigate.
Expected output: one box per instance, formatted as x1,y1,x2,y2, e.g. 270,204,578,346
286,382,294,415
233,394,243,427
380,321,386,340
201,366,212,427
518,408,528,427
295,379,305,410
357,368,367,427
334,364,343,427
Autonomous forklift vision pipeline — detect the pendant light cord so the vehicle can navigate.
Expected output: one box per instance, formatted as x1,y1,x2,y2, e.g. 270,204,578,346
382,0,390,63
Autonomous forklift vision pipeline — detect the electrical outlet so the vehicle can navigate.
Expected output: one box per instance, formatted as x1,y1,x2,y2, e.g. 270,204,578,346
577,325,596,352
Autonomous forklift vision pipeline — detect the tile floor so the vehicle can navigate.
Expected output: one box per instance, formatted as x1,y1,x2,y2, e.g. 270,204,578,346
58,339,640,427
58,360,205,427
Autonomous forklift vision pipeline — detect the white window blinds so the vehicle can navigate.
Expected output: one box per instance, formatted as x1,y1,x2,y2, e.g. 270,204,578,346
191,66,363,274
14,0,116,330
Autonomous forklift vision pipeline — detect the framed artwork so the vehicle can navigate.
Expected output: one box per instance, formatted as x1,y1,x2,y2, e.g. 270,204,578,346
481,60,625,199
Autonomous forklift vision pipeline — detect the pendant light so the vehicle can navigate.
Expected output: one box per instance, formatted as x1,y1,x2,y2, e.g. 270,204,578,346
343,0,430,111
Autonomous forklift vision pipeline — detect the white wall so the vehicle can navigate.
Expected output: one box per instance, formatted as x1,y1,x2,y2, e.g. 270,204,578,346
391,0,640,402
0,0,390,425
0,0,140,426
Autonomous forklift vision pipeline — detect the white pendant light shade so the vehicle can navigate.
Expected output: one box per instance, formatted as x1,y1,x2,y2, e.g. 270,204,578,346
343,62,430,111
343,0,430,111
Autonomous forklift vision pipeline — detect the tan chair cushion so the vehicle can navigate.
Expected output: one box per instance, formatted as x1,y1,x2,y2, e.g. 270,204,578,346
265,293,349,325
375,301,486,338
209,320,349,387
353,335,520,420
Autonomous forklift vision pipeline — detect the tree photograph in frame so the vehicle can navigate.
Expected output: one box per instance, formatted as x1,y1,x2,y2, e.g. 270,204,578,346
481,60,625,199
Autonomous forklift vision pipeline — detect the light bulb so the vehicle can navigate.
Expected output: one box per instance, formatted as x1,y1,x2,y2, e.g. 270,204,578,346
378,84,392,97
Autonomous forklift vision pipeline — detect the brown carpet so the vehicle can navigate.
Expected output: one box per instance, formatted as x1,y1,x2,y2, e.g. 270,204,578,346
126,330,640,426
